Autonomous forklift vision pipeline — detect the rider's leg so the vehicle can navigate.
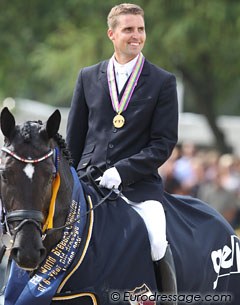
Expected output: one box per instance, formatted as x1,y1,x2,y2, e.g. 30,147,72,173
130,200,167,261
130,200,177,304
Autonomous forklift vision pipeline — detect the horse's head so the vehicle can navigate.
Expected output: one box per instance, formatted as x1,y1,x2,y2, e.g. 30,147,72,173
0,107,61,270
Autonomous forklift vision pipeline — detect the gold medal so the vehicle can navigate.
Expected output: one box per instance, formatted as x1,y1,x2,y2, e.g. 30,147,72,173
113,114,125,128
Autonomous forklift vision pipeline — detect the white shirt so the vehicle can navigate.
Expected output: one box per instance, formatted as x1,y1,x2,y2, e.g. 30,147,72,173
113,55,139,92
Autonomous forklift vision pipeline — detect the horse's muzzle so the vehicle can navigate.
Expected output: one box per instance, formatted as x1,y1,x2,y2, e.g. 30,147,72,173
10,223,46,270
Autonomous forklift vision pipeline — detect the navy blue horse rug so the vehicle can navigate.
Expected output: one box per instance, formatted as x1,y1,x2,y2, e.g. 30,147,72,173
164,192,240,304
51,186,240,305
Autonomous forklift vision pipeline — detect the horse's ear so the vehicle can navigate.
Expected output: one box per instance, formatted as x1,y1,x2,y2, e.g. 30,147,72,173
0,107,16,140
45,109,61,139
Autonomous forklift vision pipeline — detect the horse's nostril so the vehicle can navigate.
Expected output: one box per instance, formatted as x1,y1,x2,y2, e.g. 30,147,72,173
10,246,46,269
11,247,19,260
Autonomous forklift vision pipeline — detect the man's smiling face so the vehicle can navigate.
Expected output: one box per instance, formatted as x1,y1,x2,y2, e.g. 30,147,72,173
108,14,146,64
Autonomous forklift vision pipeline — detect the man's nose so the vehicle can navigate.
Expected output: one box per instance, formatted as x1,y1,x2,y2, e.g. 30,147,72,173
131,29,140,39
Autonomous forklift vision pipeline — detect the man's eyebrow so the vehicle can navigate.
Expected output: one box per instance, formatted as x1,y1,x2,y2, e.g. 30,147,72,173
122,26,145,30
122,26,133,29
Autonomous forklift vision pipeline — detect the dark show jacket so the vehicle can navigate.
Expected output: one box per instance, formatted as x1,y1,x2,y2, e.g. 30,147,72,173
66,59,178,202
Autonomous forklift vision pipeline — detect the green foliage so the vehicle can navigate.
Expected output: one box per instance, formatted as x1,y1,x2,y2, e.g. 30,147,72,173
143,0,240,112
30,22,106,105
0,0,114,104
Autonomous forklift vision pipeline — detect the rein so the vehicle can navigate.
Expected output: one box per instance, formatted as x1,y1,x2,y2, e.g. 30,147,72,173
43,187,119,236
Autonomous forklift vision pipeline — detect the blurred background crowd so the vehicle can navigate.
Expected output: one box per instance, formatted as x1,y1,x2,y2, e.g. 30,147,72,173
160,142,240,232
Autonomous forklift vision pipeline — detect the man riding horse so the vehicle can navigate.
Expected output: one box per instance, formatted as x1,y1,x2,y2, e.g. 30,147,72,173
66,3,178,299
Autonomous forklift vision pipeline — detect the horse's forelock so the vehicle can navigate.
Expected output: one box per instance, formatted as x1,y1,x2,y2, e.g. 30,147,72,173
20,121,43,143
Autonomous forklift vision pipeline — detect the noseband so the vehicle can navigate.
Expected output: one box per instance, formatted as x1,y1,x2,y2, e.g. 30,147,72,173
0,147,57,247
7,210,44,234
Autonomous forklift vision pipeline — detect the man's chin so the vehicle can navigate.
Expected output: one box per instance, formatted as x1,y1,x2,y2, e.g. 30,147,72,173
126,48,142,58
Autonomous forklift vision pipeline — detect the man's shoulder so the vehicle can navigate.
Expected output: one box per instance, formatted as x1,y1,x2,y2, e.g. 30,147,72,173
82,60,109,74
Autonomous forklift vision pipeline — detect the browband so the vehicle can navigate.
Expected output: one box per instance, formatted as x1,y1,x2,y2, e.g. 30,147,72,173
1,147,53,164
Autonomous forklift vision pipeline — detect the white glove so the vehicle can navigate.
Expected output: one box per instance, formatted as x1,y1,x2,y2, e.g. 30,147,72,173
99,167,122,189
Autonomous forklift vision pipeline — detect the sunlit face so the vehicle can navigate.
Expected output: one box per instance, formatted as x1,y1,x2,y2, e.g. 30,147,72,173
108,14,146,64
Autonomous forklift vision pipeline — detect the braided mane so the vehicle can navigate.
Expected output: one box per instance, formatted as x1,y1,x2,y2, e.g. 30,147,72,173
53,133,73,165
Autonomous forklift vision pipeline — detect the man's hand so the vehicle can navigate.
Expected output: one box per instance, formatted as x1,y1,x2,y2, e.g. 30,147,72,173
99,167,122,189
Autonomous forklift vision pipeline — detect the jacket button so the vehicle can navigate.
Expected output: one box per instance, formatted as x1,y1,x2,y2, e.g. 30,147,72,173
109,143,114,149
106,159,111,165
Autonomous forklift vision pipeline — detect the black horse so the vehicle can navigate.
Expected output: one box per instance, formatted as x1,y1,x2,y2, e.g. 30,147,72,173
0,107,240,305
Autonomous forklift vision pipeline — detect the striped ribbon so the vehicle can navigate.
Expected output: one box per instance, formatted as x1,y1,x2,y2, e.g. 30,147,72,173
107,53,145,114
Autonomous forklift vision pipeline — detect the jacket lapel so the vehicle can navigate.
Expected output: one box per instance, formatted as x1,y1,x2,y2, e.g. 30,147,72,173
99,58,150,97
135,59,150,90
99,60,110,96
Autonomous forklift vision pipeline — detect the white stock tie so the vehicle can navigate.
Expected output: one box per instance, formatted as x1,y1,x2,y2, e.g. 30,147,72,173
117,69,128,93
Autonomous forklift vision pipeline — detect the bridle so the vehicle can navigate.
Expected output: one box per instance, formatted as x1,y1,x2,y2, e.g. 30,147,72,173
0,146,122,250
0,146,57,248
0,144,61,296
1,147,54,164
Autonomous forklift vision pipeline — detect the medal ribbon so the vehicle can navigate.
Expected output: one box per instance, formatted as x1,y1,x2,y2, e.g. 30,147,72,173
107,53,145,114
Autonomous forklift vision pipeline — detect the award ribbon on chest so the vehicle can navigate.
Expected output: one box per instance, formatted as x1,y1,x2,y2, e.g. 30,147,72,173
107,53,145,128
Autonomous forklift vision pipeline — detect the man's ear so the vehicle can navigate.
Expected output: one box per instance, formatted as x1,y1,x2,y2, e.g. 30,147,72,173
107,28,114,41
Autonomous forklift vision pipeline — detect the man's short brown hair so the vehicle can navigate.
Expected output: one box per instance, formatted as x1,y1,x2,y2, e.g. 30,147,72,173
107,3,144,29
